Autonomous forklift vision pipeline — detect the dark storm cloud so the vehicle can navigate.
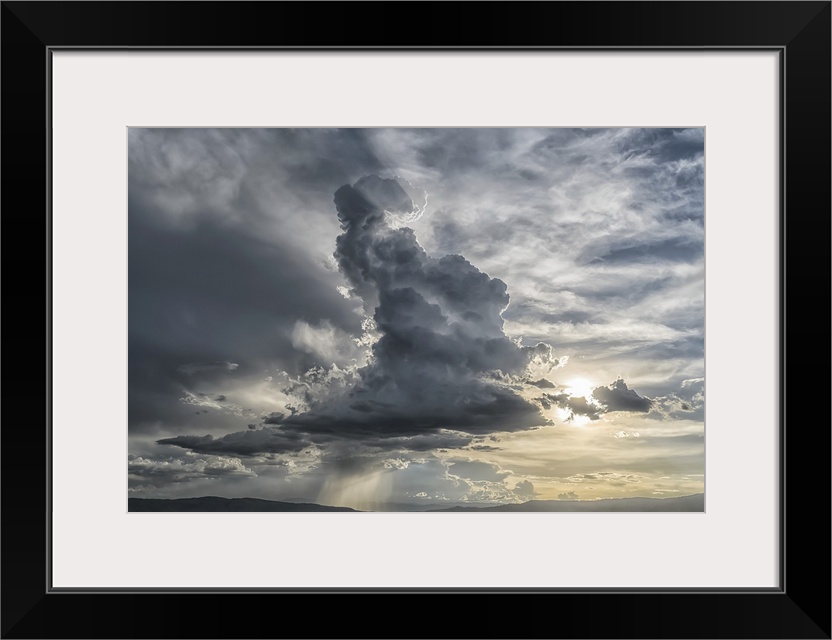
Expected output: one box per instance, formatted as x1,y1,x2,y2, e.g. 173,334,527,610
128,129,382,434
156,426,476,458
310,430,476,453
157,428,309,456
129,199,362,364
129,341,253,433
592,379,653,413
177,361,239,376
264,176,548,442
362,432,474,452
141,170,560,455
283,392,537,437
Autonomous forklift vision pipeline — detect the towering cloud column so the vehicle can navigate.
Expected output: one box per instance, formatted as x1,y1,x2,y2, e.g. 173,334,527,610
277,176,546,441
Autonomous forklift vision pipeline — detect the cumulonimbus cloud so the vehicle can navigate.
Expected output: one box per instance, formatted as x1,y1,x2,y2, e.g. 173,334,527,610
157,177,659,459
272,176,549,441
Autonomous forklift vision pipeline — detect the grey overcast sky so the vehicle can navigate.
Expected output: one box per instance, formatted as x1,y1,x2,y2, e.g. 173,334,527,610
128,128,704,510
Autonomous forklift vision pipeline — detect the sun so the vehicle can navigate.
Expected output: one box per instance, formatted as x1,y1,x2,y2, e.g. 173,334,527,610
571,414,592,427
565,377,595,399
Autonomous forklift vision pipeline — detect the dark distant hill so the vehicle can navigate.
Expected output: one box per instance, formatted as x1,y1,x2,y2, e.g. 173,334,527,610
429,493,705,512
372,501,502,512
128,496,358,512
129,493,703,513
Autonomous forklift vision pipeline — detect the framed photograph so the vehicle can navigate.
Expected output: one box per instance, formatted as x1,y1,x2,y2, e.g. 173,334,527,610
3,2,829,638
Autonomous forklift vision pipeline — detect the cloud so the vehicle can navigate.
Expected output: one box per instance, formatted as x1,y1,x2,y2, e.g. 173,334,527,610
541,392,603,421
582,236,703,266
351,175,428,228
128,454,256,487
157,425,476,458
398,127,703,397
177,361,239,376
179,391,254,417
562,395,603,420
558,491,579,500
535,377,652,421
448,459,508,482
613,430,641,439
360,431,474,452
514,480,536,498
523,342,568,379
289,319,365,367
648,377,704,421
529,378,556,389
678,377,704,407
470,444,501,452
128,129,377,437
270,176,549,442
592,378,653,412
128,129,704,505
157,428,309,456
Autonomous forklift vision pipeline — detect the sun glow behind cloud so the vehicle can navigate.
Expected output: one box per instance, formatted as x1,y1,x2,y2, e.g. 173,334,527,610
564,377,596,399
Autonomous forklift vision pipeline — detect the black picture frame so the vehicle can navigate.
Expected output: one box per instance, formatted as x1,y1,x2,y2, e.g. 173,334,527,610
2,2,829,638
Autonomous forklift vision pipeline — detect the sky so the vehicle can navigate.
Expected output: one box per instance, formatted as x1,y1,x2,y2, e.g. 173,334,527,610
128,127,705,510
